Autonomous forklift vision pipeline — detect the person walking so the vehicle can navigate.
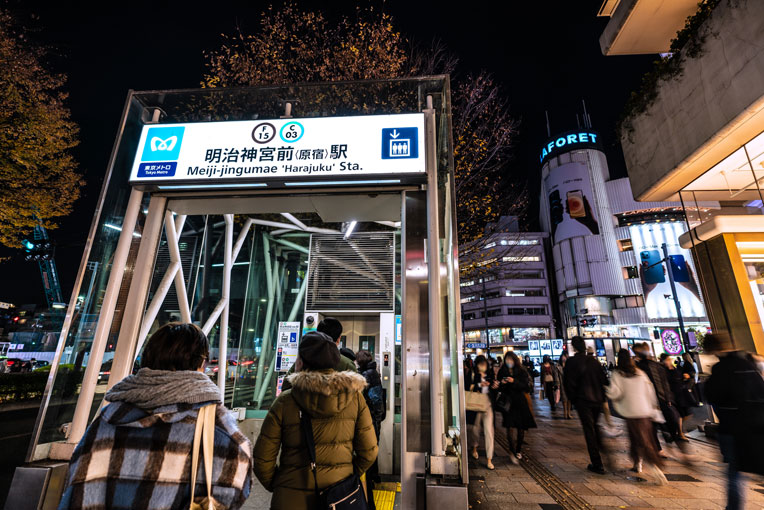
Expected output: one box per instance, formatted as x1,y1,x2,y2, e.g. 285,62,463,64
58,323,253,510
563,336,609,474
356,349,385,510
633,343,686,455
253,331,378,509
541,355,560,412
497,352,536,463
523,355,537,395
607,349,667,484
705,333,764,510
557,352,572,419
660,353,693,441
468,355,496,470
281,317,356,391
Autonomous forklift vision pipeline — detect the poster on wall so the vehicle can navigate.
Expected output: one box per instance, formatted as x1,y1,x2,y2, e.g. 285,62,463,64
540,340,552,356
629,222,706,320
551,340,564,356
275,321,301,372
660,328,684,355
528,340,541,356
544,162,600,244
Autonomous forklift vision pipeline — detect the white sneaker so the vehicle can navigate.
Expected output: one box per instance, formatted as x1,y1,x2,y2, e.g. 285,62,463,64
649,463,668,485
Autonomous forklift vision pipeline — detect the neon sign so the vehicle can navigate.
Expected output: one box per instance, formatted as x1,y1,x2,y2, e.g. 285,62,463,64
540,131,600,163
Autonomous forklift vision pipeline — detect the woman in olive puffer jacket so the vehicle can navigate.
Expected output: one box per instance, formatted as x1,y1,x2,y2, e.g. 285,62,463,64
253,332,378,509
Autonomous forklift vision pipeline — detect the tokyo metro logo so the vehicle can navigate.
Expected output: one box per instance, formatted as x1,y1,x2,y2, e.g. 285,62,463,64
141,126,185,162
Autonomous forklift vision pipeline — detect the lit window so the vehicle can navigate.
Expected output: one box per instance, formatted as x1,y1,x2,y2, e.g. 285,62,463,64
622,266,639,279
503,256,540,262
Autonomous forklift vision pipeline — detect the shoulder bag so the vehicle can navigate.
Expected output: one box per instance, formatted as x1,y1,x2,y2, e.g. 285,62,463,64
465,391,491,412
190,404,221,510
300,409,369,510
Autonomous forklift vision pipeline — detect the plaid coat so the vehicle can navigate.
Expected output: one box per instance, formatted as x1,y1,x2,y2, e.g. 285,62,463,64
58,401,252,510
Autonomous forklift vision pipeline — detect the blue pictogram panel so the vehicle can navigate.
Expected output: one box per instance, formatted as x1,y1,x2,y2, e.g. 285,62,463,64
381,127,418,159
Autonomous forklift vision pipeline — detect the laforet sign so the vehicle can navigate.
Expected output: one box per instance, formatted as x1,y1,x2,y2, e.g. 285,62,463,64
128,113,426,188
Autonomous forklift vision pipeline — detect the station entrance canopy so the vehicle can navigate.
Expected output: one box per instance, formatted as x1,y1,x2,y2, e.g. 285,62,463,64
26,77,468,509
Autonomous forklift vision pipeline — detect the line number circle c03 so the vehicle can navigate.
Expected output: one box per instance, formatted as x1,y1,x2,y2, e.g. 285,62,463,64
252,122,276,144
279,121,304,143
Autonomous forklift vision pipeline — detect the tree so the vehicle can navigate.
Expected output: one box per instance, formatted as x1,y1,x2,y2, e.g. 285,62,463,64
0,9,82,249
202,3,525,245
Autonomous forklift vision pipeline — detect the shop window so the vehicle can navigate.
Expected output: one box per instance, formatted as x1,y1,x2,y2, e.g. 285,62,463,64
618,239,633,252
622,266,639,279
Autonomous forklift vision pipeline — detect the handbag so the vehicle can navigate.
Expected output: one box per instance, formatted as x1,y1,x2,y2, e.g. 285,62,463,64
300,409,369,510
190,404,221,510
465,391,491,412
495,392,511,414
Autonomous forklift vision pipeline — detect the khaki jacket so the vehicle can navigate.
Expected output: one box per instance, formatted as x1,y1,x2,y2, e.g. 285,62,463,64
281,353,357,392
253,370,378,509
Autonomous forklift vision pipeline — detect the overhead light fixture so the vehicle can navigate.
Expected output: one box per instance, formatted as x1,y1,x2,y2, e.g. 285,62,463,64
157,183,267,190
284,179,401,186
344,220,357,239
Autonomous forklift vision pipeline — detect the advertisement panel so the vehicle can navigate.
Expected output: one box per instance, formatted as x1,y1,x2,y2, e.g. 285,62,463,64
544,162,600,243
629,222,705,320
129,113,425,186
275,321,301,372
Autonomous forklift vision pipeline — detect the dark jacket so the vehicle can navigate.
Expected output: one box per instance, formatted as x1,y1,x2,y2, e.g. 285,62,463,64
497,364,537,430
253,370,378,510
706,351,764,434
562,352,607,407
635,357,674,405
359,360,385,427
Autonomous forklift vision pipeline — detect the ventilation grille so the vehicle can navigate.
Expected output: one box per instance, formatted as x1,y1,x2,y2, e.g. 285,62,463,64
306,232,395,312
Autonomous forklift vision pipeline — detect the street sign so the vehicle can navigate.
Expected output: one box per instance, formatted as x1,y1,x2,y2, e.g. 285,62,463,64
129,113,426,186
465,343,486,349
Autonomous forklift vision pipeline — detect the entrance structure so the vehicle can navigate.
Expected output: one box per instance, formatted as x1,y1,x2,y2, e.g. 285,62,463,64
24,77,467,508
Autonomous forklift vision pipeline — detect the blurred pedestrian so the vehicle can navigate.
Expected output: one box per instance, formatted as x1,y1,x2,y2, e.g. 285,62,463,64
468,355,496,470
357,349,384,510
497,352,536,463
633,343,687,457
557,352,572,419
563,336,609,475
541,355,560,412
523,355,537,394
58,323,252,510
705,333,764,510
607,349,667,485
660,353,692,441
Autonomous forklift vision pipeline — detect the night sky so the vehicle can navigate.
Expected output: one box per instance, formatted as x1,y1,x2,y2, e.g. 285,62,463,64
0,0,655,305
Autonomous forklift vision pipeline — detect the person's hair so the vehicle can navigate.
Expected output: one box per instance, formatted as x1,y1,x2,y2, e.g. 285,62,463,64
558,351,568,364
340,346,356,361
659,352,670,363
682,352,694,363
571,336,586,353
524,354,530,361
474,355,488,371
704,332,733,353
356,349,373,368
505,351,521,367
317,317,343,343
617,349,636,376
141,322,209,371
542,355,551,364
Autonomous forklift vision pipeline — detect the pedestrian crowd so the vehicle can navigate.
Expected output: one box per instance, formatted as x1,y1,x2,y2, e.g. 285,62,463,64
50,318,764,510
465,333,764,510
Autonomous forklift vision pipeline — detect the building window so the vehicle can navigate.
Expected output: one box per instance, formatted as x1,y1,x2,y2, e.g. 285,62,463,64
508,270,543,279
460,280,474,287
463,312,477,320
506,307,546,315
618,239,633,252
460,295,476,304
486,309,502,317
506,289,545,297
484,242,496,249
500,239,539,246
622,266,639,279
503,256,541,262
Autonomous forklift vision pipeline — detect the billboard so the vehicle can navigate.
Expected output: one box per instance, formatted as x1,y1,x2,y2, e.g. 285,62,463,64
129,113,425,186
544,162,600,243
629,222,705,320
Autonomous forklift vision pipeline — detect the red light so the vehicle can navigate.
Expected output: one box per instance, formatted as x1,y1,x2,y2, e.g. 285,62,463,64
6,360,14,366
12,317,18,322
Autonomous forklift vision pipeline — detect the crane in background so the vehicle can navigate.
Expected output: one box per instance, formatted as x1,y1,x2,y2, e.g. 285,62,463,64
22,225,64,309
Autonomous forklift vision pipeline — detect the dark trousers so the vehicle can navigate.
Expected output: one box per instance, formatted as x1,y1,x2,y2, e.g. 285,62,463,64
626,418,662,467
505,427,526,455
576,402,604,468
545,381,557,410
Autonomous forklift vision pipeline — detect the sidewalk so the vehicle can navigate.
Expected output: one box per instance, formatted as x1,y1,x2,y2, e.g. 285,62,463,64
468,392,764,510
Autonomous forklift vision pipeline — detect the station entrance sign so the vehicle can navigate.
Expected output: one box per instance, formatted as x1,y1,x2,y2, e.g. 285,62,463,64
129,113,426,187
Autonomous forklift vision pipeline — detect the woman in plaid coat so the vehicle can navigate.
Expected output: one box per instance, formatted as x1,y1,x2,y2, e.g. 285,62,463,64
58,323,252,510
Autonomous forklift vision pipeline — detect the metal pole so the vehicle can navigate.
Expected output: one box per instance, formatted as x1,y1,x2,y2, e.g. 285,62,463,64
662,242,690,352
218,214,234,395
68,188,144,444
424,101,446,458
106,195,167,389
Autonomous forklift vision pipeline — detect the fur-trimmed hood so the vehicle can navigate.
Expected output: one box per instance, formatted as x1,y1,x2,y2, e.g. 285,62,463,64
285,370,367,418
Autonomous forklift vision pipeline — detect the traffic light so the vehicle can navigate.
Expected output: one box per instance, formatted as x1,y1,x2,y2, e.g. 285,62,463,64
22,239,54,261
581,319,588,327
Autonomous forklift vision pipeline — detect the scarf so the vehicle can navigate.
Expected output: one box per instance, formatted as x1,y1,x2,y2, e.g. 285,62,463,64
105,367,221,410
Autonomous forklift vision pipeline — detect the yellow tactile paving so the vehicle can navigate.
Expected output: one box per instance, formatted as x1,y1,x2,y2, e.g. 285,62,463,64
373,489,396,510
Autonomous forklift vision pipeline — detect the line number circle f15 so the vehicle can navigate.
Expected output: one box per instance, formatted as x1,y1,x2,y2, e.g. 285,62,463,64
252,123,276,144
279,121,304,143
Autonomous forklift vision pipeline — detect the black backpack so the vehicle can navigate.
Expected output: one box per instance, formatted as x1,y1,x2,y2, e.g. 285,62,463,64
366,384,386,423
